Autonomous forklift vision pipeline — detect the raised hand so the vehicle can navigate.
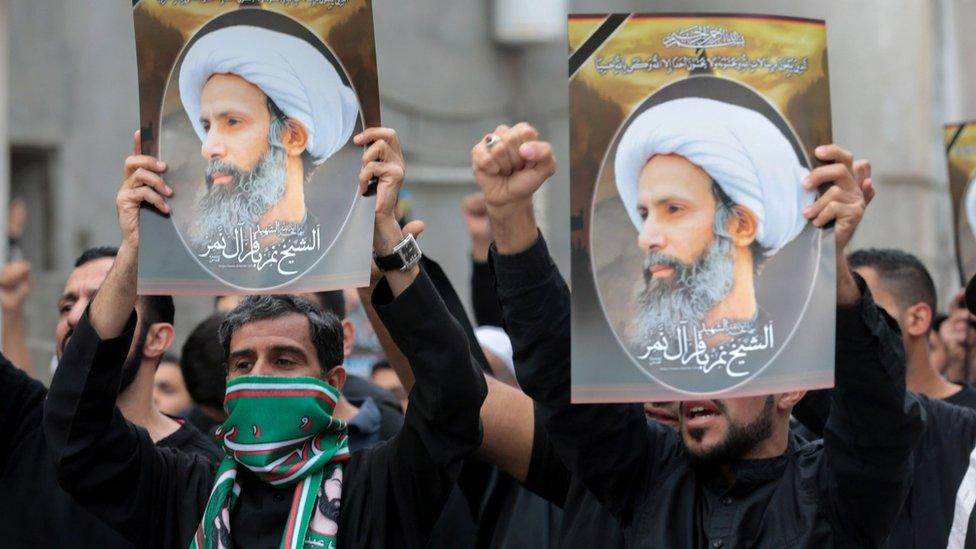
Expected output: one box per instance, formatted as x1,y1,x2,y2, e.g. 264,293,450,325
354,128,407,255
471,123,556,254
801,144,867,255
118,130,172,249
462,193,493,261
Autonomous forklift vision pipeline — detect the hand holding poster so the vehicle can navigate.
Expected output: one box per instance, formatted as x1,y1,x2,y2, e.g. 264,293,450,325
569,14,836,402
133,0,380,295
944,122,976,284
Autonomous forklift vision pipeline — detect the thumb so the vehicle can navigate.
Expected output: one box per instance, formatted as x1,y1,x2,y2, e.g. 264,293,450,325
402,220,426,240
519,141,556,179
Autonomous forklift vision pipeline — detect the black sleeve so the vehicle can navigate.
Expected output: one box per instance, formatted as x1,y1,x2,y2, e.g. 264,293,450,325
792,389,831,438
522,402,570,507
471,259,504,327
489,234,684,526
0,355,45,469
821,277,926,548
366,268,489,541
42,310,214,548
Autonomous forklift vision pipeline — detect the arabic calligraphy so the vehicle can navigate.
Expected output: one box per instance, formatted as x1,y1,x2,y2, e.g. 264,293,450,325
594,54,809,77
663,25,745,49
636,319,775,378
156,0,346,6
197,222,322,277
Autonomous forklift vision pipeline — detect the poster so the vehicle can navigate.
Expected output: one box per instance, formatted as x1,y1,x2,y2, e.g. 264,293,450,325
133,0,379,295
944,122,976,284
569,13,836,402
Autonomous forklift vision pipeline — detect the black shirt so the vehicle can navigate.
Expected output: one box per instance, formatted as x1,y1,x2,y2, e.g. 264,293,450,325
947,383,976,410
0,359,221,548
489,235,925,548
43,269,487,549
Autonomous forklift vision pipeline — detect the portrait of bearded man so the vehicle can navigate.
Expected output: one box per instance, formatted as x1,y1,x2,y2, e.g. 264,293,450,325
613,97,814,351
178,24,360,254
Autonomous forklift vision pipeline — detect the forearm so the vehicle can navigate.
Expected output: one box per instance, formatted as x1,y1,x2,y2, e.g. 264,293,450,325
475,376,534,482
44,309,141,493
358,284,415,390
836,253,861,307
90,242,138,340
487,201,539,255
2,309,31,377
373,271,488,462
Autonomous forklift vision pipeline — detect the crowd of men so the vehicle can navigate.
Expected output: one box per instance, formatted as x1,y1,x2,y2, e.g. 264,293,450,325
1,114,976,548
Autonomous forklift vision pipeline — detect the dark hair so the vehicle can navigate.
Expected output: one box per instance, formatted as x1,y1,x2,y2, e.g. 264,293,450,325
371,360,393,376
219,295,344,374
73,245,175,328
312,290,346,320
160,352,180,365
74,246,118,268
933,312,949,333
848,248,937,326
181,314,227,408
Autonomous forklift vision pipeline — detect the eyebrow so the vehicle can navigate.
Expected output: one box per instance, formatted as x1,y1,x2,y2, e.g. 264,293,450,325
200,110,250,124
269,344,310,359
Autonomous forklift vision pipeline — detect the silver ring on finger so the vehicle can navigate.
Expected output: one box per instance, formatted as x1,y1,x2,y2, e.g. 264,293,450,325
485,133,502,150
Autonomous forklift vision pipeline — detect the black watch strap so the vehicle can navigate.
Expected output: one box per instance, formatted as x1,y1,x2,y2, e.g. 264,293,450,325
375,234,422,271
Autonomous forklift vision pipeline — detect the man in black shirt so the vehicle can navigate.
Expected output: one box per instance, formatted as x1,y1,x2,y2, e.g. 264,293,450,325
0,246,221,548
849,248,976,408
473,123,925,547
791,248,976,548
43,127,487,548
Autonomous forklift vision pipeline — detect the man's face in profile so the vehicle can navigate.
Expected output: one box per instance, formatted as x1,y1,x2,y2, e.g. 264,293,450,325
631,154,735,337
195,73,289,240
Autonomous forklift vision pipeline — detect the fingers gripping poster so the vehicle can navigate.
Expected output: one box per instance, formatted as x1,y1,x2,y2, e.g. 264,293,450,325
569,14,837,402
133,0,379,295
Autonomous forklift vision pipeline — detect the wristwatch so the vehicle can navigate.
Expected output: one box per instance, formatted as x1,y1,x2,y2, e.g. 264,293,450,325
374,233,422,271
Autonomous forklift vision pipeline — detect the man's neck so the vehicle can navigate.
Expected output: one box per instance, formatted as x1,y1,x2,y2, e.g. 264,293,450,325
906,338,961,400
116,360,181,442
259,159,307,230
334,395,360,422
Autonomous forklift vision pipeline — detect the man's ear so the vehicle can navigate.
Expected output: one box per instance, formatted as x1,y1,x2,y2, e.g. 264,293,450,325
777,391,806,410
280,118,310,158
341,319,356,359
727,205,759,248
143,323,175,362
904,302,933,338
325,365,347,392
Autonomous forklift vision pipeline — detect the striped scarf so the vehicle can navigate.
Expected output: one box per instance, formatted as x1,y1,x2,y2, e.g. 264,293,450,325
191,376,350,549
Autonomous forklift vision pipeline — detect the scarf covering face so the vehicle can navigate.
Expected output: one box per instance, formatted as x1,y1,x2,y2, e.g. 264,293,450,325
191,376,350,549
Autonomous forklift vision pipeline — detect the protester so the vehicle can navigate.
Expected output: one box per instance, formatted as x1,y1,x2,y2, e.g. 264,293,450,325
849,248,976,407
473,122,925,546
43,127,487,548
371,360,407,411
940,289,973,383
153,352,192,417
179,313,228,436
0,245,221,547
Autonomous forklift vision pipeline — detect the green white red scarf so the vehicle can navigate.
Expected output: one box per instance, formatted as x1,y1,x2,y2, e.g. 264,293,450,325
190,376,350,549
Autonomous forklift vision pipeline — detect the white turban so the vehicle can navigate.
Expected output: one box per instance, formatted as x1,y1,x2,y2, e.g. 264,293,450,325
966,178,976,240
179,25,359,165
475,326,515,378
614,97,814,255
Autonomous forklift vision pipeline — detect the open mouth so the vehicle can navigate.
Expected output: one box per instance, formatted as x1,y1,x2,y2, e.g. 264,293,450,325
681,400,722,429
644,404,679,428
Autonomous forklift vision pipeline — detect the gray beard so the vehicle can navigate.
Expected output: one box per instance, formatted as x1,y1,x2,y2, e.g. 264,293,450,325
630,236,735,346
194,143,288,245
